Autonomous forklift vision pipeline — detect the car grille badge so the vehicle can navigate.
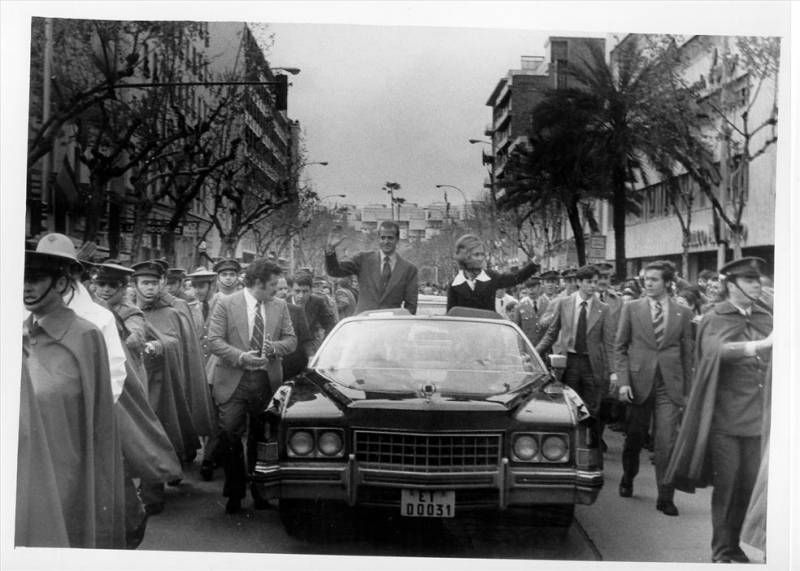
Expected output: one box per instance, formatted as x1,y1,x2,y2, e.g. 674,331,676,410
418,382,437,402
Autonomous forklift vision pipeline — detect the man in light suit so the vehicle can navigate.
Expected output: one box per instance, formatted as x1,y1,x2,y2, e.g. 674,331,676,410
207,259,296,513
325,220,419,314
535,265,616,419
615,260,693,516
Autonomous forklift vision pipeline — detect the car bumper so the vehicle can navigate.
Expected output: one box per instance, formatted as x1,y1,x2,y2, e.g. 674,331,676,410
251,455,603,508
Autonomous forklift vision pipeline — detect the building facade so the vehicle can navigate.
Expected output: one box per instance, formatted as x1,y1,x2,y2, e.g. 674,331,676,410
25,19,296,268
600,35,777,279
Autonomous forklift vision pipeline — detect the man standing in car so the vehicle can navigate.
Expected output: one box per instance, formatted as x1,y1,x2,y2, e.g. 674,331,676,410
325,220,419,314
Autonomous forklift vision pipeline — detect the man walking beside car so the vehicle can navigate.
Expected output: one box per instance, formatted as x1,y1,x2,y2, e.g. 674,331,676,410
207,259,296,513
615,260,694,517
535,265,616,420
325,220,419,314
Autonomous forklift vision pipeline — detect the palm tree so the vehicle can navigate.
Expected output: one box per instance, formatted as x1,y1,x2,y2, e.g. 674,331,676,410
564,39,665,278
497,88,607,266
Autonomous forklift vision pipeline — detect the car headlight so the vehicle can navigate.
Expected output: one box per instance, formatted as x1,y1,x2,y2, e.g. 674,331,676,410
288,430,314,456
513,434,538,461
541,434,568,461
318,430,344,456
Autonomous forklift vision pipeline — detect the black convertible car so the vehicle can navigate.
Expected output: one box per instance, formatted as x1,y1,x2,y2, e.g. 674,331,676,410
252,308,603,538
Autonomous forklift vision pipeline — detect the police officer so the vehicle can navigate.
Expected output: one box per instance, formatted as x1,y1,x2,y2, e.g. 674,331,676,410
665,257,772,563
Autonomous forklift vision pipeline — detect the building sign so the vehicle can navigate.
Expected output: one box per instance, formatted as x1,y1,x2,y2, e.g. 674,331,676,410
586,235,606,263
688,224,748,250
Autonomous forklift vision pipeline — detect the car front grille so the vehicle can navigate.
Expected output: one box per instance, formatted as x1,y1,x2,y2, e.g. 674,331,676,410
354,430,502,472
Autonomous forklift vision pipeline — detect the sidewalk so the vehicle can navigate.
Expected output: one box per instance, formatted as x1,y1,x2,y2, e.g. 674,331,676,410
575,429,765,563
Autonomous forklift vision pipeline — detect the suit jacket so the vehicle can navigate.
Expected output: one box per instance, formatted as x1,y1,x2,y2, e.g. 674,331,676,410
614,297,694,406
207,290,296,405
535,292,615,388
326,251,418,314
512,299,541,345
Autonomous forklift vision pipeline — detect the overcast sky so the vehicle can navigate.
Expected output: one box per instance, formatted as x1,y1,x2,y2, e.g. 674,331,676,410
261,23,605,208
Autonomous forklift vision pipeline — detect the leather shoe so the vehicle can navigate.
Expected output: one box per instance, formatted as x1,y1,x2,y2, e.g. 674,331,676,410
619,480,633,498
144,502,164,516
225,497,241,514
728,549,749,563
253,497,272,510
657,500,679,516
199,462,214,482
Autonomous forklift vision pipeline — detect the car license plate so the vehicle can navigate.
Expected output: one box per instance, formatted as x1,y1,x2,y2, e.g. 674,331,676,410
400,489,455,518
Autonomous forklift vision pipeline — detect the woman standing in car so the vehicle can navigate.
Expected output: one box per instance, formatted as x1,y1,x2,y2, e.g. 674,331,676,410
446,234,539,313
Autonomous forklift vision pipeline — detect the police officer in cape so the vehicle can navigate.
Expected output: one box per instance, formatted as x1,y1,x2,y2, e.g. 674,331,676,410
665,257,773,564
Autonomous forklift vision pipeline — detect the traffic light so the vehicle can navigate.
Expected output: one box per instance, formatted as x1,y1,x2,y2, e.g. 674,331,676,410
274,74,288,112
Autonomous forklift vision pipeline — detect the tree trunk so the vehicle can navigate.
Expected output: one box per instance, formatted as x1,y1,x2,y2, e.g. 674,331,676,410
83,173,107,246
218,235,239,259
565,198,586,266
130,199,151,262
612,170,628,279
160,231,175,264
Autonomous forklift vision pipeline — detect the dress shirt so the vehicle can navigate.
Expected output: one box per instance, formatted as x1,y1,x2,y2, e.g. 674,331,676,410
647,294,670,334
242,287,268,343
568,293,594,353
378,251,398,273
451,269,491,291
66,282,127,402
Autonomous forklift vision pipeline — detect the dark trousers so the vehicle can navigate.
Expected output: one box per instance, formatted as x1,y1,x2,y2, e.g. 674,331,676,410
621,370,682,500
564,353,600,416
709,432,761,561
217,370,273,501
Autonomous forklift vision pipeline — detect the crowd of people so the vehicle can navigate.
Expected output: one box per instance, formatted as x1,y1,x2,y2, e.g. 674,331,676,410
16,221,773,564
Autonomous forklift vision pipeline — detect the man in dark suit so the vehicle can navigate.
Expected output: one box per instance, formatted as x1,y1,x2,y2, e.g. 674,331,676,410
535,265,616,419
207,259,296,513
615,260,694,516
288,272,337,354
325,220,419,314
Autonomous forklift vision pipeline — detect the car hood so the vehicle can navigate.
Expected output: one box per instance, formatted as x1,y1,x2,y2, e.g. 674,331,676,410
279,371,576,428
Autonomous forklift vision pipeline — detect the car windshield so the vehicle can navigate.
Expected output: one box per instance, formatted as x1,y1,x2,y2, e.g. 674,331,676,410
313,318,547,396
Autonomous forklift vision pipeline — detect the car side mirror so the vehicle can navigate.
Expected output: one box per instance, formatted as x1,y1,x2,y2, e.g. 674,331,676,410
549,354,566,370
548,354,566,385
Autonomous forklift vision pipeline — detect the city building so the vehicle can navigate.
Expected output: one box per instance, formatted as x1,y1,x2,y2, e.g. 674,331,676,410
25,19,296,268
484,36,607,270
349,201,458,241
599,34,777,279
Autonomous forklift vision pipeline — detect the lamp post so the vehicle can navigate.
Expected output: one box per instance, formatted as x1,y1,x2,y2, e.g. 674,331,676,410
435,184,468,222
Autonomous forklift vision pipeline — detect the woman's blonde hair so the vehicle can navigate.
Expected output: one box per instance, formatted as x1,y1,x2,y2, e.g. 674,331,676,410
454,234,485,269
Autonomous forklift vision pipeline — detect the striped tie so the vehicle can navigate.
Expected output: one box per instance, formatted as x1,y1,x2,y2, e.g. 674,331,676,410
653,301,664,345
251,301,264,356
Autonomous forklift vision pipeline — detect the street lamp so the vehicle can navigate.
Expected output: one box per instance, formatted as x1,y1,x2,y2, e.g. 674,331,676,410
319,193,346,202
272,67,301,75
435,184,468,221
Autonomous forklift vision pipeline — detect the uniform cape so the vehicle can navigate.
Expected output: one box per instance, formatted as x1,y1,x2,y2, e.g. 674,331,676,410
741,360,772,552
17,309,126,548
142,319,200,462
15,360,70,547
158,292,216,435
116,340,183,482
664,301,772,493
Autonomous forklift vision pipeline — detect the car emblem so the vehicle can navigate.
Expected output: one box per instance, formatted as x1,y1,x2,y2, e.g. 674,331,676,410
419,383,437,401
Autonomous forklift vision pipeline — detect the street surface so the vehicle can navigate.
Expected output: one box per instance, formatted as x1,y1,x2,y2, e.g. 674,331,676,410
139,430,763,563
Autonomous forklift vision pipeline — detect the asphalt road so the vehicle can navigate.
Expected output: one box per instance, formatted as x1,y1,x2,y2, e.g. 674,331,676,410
138,430,765,564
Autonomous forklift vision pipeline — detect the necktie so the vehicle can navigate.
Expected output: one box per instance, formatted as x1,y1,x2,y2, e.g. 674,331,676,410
381,256,392,290
600,292,606,303
251,301,264,356
533,299,538,313
653,301,664,345
575,301,588,354
202,300,209,321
